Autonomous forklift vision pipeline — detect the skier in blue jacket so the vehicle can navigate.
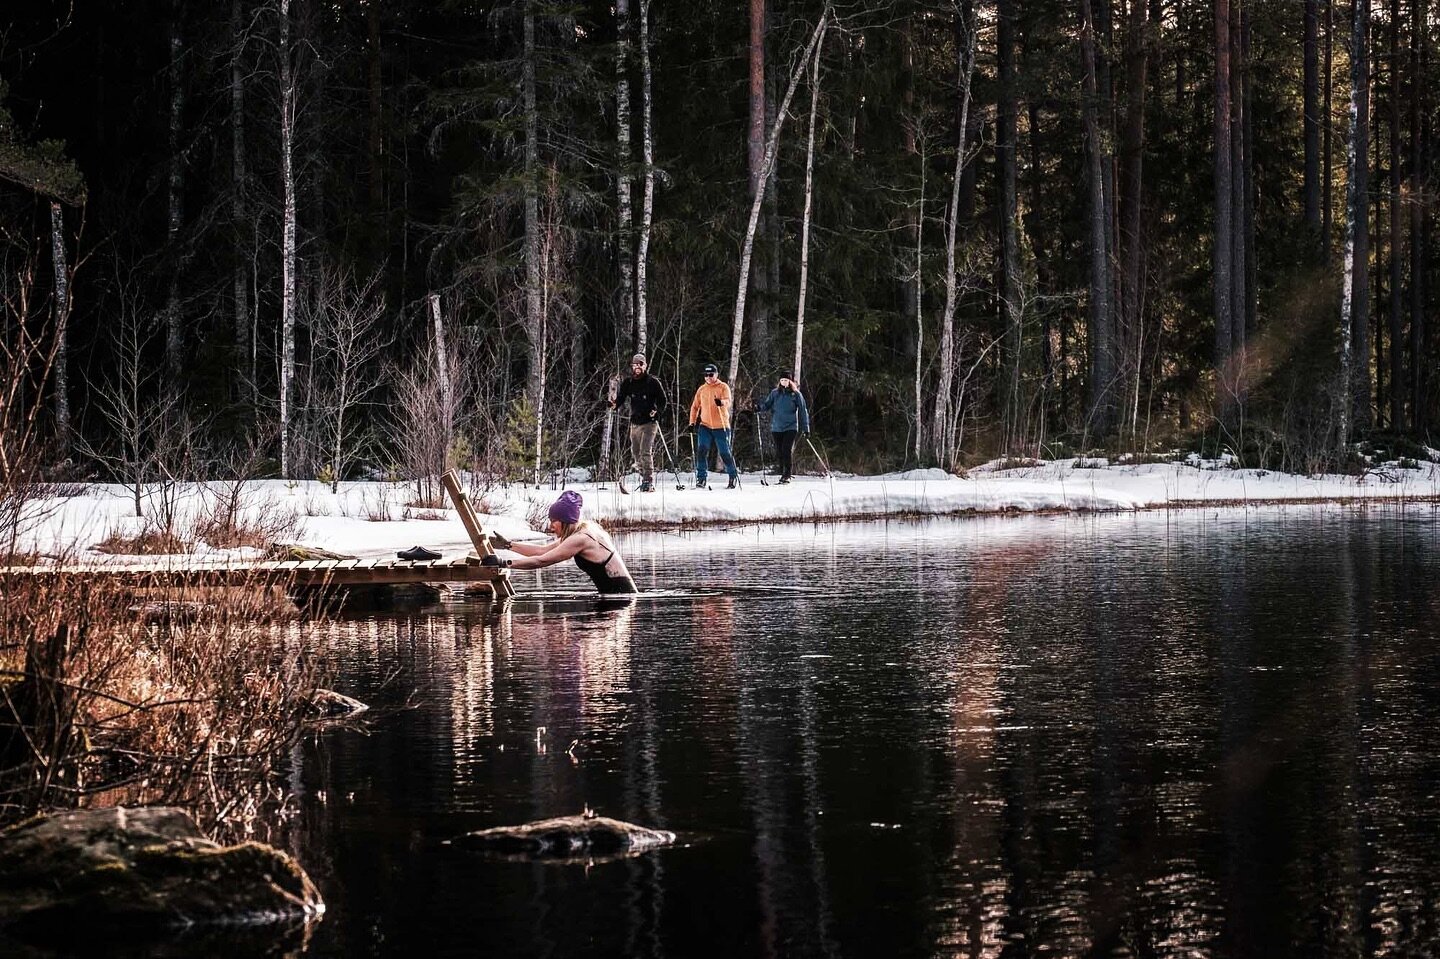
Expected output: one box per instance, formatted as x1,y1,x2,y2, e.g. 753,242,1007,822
759,373,810,484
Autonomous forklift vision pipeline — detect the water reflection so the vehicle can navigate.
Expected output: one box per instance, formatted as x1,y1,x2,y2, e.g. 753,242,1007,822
284,509,1440,958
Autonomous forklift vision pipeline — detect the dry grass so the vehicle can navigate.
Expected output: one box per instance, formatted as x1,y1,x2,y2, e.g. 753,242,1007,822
92,525,190,555
407,508,448,521
0,568,329,834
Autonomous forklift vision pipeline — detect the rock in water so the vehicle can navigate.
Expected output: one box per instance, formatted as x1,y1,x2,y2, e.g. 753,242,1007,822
305,688,369,720
0,807,323,935
456,814,675,859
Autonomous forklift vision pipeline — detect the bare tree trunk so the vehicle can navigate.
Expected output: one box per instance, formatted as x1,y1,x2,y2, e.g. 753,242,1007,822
280,0,297,478
1213,0,1234,403
1119,0,1149,442
636,0,655,354
166,4,184,380
231,0,251,403
933,3,976,468
727,9,830,385
1339,0,1370,449
616,0,635,350
794,19,825,388
746,0,770,378
912,123,926,461
1410,0,1427,432
49,202,70,451
1229,0,1246,366
1242,5,1257,345
523,0,543,400
1351,0,1372,433
1388,0,1403,431
428,293,454,458
1305,0,1322,237
1081,0,1114,432
366,0,384,262
1324,0,1335,257
998,0,1023,448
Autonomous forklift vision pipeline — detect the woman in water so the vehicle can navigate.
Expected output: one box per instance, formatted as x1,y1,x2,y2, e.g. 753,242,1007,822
483,490,637,594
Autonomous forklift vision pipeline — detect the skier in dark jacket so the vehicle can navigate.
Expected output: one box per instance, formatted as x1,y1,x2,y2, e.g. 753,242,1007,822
611,353,667,492
759,373,810,484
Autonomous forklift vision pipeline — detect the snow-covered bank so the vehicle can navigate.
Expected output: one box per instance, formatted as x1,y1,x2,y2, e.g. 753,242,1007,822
13,458,1440,562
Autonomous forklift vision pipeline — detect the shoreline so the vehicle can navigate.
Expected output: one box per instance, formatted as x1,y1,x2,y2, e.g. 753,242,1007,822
598,491,1440,534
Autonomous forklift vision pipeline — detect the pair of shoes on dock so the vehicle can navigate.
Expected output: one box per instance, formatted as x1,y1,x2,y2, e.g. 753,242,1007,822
397,545,442,561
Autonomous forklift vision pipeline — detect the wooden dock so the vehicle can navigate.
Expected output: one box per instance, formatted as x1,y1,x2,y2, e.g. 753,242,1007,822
1,469,517,598
2,555,508,591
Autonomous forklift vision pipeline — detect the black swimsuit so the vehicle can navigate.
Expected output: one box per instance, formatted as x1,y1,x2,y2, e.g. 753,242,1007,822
573,536,637,594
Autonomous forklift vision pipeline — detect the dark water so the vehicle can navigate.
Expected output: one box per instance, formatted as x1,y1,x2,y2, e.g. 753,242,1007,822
288,508,1440,958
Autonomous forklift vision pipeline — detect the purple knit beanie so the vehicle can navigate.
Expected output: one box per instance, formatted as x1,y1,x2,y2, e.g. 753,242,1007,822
548,490,583,525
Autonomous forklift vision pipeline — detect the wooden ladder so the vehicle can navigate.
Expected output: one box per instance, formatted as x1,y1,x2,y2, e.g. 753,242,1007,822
440,469,516,599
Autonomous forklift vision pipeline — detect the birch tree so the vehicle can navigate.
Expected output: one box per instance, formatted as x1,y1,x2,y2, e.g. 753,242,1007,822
635,0,655,354
49,202,70,450
1338,0,1370,449
615,0,635,350
522,0,543,401
793,16,825,388
932,1,976,469
279,0,297,477
1213,0,1234,407
1080,0,1114,433
230,0,252,402
727,7,831,385
165,3,185,379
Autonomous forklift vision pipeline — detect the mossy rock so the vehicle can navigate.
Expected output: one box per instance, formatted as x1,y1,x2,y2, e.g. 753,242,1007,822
0,807,323,936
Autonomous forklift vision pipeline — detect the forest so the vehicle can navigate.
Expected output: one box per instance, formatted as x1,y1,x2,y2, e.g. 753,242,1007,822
0,0,1431,487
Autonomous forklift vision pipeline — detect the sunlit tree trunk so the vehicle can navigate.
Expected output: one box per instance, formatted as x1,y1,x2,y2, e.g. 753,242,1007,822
746,0,769,376
794,19,825,389
616,0,635,350
1388,0,1403,431
1339,0,1370,448
998,0,1023,448
1324,0,1335,256
727,9,829,385
1213,0,1234,408
912,120,925,460
636,0,655,354
523,0,543,400
231,0,252,403
1119,0,1149,441
1081,0,1113,432
1304,0,1322,237
166,3,184,379
933,3,976,468
280,0,297,477
366,0,384,264
49,202,70,451
428,293,454,459
1410,0,1427,432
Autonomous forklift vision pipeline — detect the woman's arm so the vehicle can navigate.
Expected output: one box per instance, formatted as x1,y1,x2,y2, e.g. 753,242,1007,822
760,389,775,413
797,392,810,433
507,534,588,570
507,539,553,557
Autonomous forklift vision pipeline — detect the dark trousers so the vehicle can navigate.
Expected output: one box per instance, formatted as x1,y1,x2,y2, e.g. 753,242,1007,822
773,430,797,479
695,425,738,483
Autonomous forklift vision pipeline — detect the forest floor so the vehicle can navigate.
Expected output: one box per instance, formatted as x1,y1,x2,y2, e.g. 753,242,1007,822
14,456,1440,563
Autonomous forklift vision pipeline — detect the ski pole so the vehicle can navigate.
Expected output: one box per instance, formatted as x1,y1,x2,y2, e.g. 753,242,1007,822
753,412,770,486
803,434,831,477
655,428,687,490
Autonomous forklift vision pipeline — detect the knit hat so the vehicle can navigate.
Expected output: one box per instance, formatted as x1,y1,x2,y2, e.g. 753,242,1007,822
548,490,583,525
631,353,647,365
778,372,793,381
